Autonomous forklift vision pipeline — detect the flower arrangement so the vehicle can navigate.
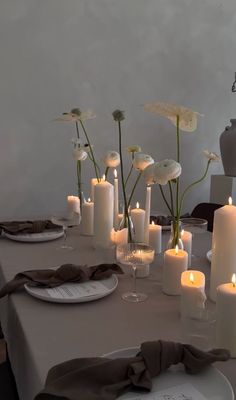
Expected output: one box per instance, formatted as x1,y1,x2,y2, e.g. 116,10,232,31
143,102,220,247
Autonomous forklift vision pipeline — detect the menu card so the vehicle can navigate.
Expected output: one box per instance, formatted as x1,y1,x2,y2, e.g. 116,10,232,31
45,281,109,299
128,383,208,400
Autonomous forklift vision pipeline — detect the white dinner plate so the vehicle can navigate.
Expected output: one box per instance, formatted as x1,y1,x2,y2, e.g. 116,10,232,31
4,229,64,243
207,249,212,263
24,274,118,303
103,347,234,399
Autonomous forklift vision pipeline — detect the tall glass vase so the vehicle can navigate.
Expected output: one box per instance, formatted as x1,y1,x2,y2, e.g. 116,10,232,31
119,212,134,243
167,220,184,250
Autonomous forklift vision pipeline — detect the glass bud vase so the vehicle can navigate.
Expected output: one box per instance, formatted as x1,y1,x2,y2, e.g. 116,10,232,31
119,211,134,243
167,220,184,250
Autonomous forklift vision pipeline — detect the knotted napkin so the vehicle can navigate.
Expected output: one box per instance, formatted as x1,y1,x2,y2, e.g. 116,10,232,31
34,340,230,400
0,263,123,298
0,220,61,235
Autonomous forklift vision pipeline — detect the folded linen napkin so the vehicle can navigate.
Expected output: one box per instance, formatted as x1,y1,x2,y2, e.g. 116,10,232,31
34,340,230,400
150,213,190,227
0,263,123,298
0,220,62,235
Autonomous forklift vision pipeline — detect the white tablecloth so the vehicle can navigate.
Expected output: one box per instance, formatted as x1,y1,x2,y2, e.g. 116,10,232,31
0,229,235,400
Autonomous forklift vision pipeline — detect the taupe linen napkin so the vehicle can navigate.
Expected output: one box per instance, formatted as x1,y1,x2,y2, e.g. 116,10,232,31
0,263,123,298
34,340,230,400
0,220,61,235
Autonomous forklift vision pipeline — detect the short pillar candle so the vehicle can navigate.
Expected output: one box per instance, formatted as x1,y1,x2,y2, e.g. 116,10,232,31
181,230,192,267
148,221,162,254
67,195,80,218
81,198,94,236
181,270,206,319
131,202,145,243
163,246,188,295
216,274,236,357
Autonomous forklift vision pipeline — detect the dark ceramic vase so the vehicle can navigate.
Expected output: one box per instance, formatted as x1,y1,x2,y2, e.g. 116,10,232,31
220,119,236,176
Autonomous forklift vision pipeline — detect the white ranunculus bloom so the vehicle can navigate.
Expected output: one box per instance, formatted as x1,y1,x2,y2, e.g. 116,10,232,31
133,153,154,171
144,159,182,185
73,148,88,161
203,150,220,162
103,151,120,168
144,102,203,132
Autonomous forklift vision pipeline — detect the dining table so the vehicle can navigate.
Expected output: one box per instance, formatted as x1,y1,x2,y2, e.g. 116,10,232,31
0,227,235,400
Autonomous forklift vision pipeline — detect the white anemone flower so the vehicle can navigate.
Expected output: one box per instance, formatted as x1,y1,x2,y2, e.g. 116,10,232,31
133,153,154,171
144,159,182,185
103,151,120,168
144,102,203,132
203,150,220,162
73,148,88,161
54,108,96,123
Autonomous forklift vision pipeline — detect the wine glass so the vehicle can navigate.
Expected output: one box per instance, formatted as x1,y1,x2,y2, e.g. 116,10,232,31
51,212,81,250
116,243,154,303
180,217,208,261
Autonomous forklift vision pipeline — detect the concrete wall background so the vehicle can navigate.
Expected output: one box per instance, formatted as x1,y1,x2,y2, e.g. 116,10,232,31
0,0,236,219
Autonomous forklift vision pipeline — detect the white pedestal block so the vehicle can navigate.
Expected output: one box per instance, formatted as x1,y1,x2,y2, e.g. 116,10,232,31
210,175,236,204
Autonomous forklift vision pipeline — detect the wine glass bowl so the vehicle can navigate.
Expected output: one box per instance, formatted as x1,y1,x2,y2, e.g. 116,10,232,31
51,213,81,250
116,243,154,302
180,217,208,234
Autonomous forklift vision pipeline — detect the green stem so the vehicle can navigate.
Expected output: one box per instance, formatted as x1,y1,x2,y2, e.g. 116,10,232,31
118,121,132,241
179,160,211,215
79,120,100,181
168,181,174,216
75,121,80,140
125,164,134,188
176,115,180,221
105,166,109,180
77,160,82,210
127,171,143,208
159,185,174,218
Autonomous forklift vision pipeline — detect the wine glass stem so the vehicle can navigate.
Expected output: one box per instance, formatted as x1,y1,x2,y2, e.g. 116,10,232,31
63,227,67,246
132,265,137,294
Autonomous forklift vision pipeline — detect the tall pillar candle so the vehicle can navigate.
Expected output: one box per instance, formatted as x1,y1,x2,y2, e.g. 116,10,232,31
181,270,206,319
94,180,114,248
181,230,192,267
81,198,94,236
113,169,119,230
67,196,80,218
216,274,236,357
210,197,236,301
163,246,188,295
131,202,145,243
144,185,151,244
90,178,100,202
149,221,162,254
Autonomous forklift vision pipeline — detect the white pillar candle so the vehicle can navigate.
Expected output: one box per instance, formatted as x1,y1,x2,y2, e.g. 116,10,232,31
144,185,151,244
113,169,119,230
67,195,80,218
216,274,236,357
148,221,162,254
94,179,114,248
81,198,94,236
210,197,236,301
181,270,206,319
110,228,128,246
163,246,188,295
181,229,192,267
90,178,100,202
131,202,145,243
118,213,123,227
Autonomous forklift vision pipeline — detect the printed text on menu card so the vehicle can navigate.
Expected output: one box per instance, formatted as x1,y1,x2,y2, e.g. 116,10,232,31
46,281,108,299
128,383,208,400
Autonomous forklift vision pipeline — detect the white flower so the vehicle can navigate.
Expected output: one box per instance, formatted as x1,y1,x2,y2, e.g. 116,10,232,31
73,148,88,161
103,151,120,168
144,102,203,132
54,108,96,123
126,145,142,153
144,159,182,185
133,153,154,171
203,150,220,162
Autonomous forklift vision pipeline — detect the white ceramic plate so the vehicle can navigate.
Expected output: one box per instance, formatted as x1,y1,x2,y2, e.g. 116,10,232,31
103,347,234,400
24,274,118,303
207,249,212,263
4,229,64,243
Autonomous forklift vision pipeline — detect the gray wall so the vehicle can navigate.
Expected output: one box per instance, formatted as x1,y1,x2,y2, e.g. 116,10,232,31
0,0,235,219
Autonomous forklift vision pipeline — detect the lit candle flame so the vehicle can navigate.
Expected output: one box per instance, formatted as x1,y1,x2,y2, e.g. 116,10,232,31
136,202,140,209
87,197,91,203
190,272,194,284
102,174,106,181
152,221,155,226
114,169,117,178
229,196,233,206
232,273,236,287
175,245,179,255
